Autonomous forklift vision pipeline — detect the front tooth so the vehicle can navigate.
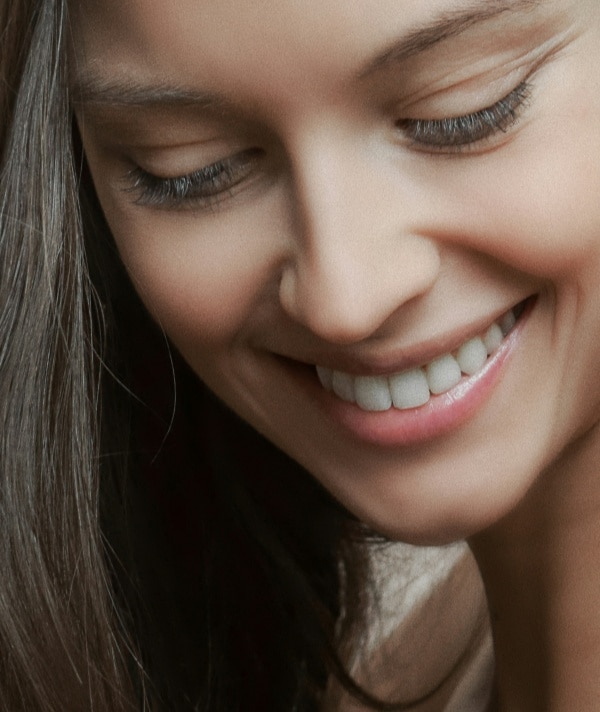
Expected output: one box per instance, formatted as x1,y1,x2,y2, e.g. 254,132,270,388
316,366,334,391
500,310,516,336
483,322,504,355
332,371,356,402
456,337,488,376
426,354,462,395
389,368,430,410
354,376,392,412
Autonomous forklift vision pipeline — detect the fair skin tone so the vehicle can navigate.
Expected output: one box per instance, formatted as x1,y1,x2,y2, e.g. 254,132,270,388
73,0,600,709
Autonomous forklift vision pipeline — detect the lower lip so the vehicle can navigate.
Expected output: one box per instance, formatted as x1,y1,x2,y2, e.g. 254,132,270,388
308,307,531,448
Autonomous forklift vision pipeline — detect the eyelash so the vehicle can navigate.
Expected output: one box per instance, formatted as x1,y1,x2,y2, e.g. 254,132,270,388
125,81,531,210
125,148,262,209
396,81,531,151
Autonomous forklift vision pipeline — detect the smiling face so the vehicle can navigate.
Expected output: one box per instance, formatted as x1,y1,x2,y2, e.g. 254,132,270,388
73,0,600,543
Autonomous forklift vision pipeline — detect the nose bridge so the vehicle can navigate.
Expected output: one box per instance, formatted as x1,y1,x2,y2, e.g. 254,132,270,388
279,124,441,343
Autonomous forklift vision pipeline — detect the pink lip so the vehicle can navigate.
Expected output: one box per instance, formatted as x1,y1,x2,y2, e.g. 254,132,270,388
305,303,531,448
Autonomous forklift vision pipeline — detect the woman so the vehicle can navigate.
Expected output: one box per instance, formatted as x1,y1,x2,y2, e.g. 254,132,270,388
2,0,600,709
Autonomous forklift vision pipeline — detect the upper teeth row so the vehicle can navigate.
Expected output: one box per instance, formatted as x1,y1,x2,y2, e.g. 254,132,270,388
316,310,516,412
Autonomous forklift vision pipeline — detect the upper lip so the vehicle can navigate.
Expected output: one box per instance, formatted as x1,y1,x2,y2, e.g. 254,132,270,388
275,299,529,377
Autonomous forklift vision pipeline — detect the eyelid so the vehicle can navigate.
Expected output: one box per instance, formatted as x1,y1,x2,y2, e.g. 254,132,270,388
396,80,532,153
123,147,263,209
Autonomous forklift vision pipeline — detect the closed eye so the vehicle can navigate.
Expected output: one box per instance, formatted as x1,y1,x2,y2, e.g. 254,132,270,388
124,147,264,209
396,81,531,152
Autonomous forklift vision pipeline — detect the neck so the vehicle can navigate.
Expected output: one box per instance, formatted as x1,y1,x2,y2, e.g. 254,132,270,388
470,424,600,712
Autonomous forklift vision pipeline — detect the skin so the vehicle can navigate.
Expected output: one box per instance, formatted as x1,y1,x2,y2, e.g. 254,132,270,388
73,0,600,709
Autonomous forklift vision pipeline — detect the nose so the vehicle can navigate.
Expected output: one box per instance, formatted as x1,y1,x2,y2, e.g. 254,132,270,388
279,130,441,344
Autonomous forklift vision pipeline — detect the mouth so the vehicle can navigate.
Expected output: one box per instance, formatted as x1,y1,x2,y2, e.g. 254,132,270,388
315,299,529,414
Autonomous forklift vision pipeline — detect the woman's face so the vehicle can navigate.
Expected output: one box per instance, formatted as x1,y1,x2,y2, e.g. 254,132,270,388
75,0,600,542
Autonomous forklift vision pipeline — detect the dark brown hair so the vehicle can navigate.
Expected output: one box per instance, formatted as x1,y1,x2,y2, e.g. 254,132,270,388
0,2,444,710
0,0,138,708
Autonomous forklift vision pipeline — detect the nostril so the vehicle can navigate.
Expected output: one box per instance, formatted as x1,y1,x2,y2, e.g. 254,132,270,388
278,263,300,320
277,234,441,344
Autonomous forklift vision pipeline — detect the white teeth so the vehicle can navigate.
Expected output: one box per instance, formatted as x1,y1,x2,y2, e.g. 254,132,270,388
483,323,503,355
500,309,516,336
317,307,519,412
316,365,334,391
332,371,355,402
426,354,462,395
354,376,393,412
456,337,488,376
389,368,430,410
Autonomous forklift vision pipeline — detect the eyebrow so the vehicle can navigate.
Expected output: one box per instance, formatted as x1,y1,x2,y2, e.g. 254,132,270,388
360,0,543,77
71,76,227,110
71,0,543,109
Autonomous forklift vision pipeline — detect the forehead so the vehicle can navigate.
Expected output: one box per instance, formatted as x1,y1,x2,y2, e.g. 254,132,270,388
71,0,589,127
72,1,558,81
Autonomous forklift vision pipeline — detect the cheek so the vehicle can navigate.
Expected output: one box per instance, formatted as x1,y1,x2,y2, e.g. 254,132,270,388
427,65,600,279
134,250,254,343
99,195,289,348
440,147,600,281
474,136,600,276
